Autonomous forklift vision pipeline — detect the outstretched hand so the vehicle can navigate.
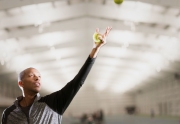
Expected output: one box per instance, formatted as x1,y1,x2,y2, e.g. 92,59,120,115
93,26,112,48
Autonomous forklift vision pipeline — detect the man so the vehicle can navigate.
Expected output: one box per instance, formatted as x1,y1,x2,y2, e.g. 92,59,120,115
1,27,112,124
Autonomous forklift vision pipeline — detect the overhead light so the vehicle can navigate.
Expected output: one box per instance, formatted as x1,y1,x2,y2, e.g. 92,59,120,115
49,46,61,61
124,21,138,31
35,20,51,33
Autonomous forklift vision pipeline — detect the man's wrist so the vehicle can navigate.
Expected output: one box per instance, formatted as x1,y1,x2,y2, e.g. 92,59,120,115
93,44,103,49
93,46,101,50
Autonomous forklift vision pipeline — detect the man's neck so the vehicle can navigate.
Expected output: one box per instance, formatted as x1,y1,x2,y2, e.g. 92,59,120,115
20,93,37,107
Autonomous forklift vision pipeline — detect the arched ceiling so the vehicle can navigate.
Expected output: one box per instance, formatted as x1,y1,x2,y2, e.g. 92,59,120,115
0,0,180,95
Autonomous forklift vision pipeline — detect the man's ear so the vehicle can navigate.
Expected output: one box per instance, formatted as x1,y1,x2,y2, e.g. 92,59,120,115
18,81,23,88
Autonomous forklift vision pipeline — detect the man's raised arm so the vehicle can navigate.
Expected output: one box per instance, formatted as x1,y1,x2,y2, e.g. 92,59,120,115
39,27,112,115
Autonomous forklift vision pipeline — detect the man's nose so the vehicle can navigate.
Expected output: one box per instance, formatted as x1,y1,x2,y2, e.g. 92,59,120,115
34,76,40,81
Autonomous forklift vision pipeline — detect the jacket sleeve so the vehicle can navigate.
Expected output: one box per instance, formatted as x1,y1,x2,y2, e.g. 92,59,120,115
1,105,16,124
1,112,5,124
39,55,96,115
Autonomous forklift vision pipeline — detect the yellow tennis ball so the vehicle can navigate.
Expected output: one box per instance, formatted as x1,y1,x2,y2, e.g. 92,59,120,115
93,33,101,43
114,0,123,4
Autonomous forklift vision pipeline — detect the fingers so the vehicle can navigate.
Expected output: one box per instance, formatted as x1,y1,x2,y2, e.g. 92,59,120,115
95,28,104,39
96,28,99,33
104,26,112,37
95,26,112,38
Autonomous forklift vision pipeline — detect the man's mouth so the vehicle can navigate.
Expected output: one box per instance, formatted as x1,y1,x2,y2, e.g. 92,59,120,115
34,82,40,87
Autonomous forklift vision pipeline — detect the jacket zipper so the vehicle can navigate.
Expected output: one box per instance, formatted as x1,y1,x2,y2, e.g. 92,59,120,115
19,107,29,124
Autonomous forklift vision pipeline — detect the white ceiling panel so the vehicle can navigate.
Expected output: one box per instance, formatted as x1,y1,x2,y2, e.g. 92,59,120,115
0,0,180,97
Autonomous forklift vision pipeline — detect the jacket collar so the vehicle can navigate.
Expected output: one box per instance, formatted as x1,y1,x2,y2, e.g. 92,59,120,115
14,93,41,107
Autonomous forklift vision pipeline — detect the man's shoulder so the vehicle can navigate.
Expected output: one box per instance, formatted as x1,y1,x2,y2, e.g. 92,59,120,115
1,105,16,124
2,104,16,115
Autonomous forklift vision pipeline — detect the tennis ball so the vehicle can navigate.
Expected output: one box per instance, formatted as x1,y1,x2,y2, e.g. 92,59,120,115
93,33,101,43
114,0,123,4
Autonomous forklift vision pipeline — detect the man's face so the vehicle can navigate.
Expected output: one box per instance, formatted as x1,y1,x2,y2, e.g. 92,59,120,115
21,68,41,93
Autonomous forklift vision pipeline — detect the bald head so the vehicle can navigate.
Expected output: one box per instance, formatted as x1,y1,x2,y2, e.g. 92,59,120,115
18,67,41,93
18,67,38,82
